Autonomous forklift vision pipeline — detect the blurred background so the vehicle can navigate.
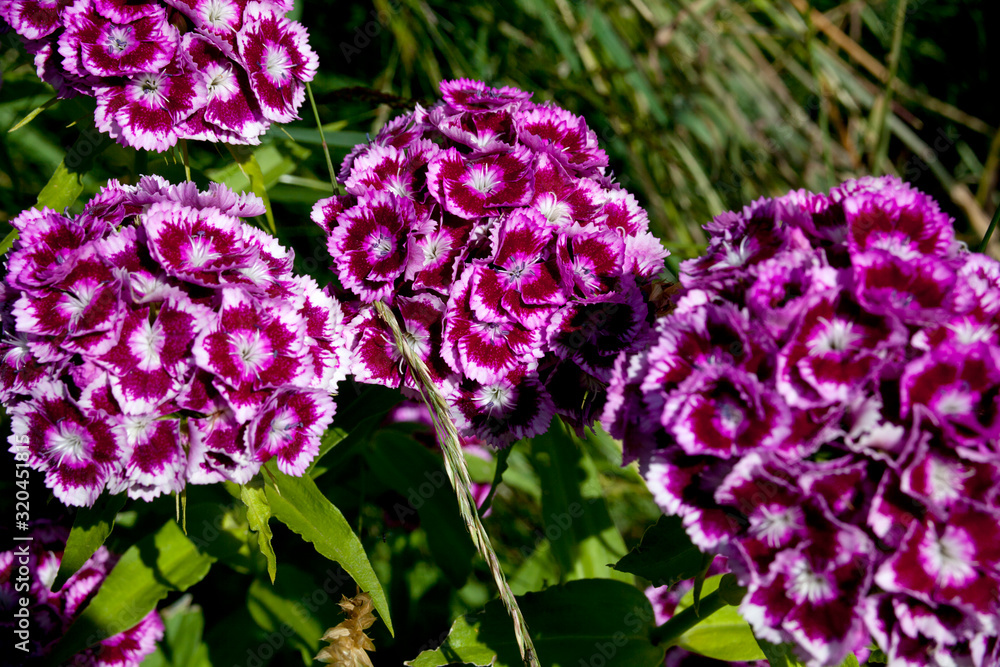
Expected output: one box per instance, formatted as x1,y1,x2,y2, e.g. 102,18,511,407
1,1,998,664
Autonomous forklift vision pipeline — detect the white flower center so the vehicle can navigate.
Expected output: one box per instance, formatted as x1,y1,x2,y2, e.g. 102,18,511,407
201,0,238,29
921,525,977,588
535,193,569,225
750,505,802,548
266,410,300,447
263,45,293,83
468,164,500,195
369,232,394,259
65,283,99,323
129,318,166,370
186,235,221,269
105,25,134,54
48,423,90,465
925,457,973,503
229,331,271,375
807,317,861,356
3,333,31,369
122,414,157,445
205,64,238,101
934,387,972,417
710,237,752,270
787,559,833,603
473,384,513,415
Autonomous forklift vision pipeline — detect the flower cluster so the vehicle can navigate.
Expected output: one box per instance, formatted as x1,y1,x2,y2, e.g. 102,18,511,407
0,0,317,150
2,178,349,507
0,522,163,665
313,79,668,446
604,176,1000,666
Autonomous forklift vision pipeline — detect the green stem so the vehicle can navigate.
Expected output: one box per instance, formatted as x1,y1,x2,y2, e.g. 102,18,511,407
477,444,512,518
650,589,726,646
869,0,909,175
977,201,1000,253
306,82,340,194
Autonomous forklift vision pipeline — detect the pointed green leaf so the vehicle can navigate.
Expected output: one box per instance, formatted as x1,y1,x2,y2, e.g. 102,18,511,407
612,515,705,588
241,478,277,583
53,492,126,591
35,121,108,212
48,519,215,663
406,579,664,667
674,575,765,662
263,460,393,635
7,96,58,133
530,419,629,583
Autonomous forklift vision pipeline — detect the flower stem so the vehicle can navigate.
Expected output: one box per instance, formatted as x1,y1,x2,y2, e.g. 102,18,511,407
373,300,540,667
306,82,340,194
651,574,747,646
977,200,1000,253
649,589,726,646
868,0,909,175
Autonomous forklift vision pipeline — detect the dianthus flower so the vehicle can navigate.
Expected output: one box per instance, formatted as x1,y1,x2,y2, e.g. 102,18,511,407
2,178,349,506
0,0,317,150
313,79,668,446
0,521,163,665
603,176,1000,667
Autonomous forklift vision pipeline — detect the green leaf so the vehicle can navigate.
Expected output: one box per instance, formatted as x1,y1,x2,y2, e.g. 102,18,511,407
241,478,277,583
264,460,393,635
612,515,705,587
142,599,212,667
674,575,765,662
48,519,215,663
225,146,276,233
406,579,665,667
53,492,126,591
364,430,476,587
530,419,629,583
7,96,57,133
35,120,108,212
247,565,326,664
0,228,18,257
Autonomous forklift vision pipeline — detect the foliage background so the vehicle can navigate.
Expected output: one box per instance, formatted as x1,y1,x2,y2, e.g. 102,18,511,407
0,0,997,665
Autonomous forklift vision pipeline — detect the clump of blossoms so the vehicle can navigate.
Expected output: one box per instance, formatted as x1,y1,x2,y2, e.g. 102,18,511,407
603,176,1000,667
312,79,668,446
0,521,163,664
0,0,317,150
1,177,349,507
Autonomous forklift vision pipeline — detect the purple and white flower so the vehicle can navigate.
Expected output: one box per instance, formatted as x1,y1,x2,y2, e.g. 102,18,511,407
603,176,1000,667
4,0,317,148
2,180,348,506
314,80,667,445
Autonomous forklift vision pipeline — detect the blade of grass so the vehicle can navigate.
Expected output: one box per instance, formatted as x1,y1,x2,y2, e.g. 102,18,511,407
373,300,539,667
